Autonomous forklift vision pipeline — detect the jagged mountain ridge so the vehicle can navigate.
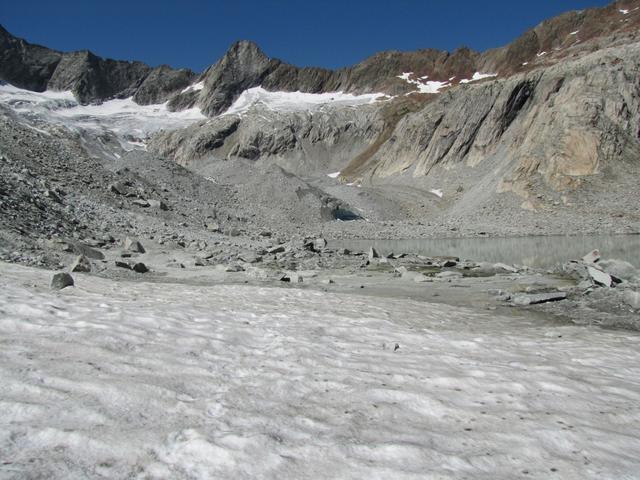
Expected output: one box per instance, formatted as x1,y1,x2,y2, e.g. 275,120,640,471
1,0,640,236
2,0,639,115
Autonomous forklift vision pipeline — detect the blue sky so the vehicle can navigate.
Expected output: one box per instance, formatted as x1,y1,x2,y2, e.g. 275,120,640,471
2,0,612,72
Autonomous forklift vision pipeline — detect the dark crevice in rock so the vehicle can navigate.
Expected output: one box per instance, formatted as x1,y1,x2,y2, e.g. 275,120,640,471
500,79,537,135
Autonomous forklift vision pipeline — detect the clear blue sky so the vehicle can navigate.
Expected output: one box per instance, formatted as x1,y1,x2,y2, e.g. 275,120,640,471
1,0,612,72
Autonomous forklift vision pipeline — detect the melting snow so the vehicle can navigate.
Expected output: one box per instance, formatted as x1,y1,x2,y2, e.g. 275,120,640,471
620,9,629,14
327,171,341,178
537,51,548,57
1,262,640,478
222,87,385,116
429,188,444,198
397,72,451,94
459,72,498,84
570,30,580,35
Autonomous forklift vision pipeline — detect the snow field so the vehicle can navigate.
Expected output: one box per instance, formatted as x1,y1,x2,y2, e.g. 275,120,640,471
1,262,640,479
222,87,386,116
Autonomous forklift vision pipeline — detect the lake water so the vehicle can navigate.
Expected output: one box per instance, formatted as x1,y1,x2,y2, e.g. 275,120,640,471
330,235,640,268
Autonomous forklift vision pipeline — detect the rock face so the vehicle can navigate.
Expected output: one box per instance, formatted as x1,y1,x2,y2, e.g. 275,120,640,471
4,0,638,112
0,24,196,105
133,65,196,105
341,39,640,201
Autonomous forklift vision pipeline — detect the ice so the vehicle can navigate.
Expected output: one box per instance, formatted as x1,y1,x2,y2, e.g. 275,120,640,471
0,83,205,149
459,72,498,84
222,87,385,116
327,171,341,178
1,261,640,478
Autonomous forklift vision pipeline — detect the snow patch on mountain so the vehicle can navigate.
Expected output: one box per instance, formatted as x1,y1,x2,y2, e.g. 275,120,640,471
221,87,386,116
459,72,498,84
397,72,451,94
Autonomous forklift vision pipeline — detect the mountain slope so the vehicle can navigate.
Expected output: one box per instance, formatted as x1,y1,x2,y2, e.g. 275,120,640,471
3,0,639,114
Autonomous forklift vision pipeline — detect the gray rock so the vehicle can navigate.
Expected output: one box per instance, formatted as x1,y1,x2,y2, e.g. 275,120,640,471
51,272,74,290
313,238,327,251
267,245,286,254
132,262,148,273
147,199,168,210
582,249,601,264
70,255,91,273
368,246,379,261
206,222,221,232
132,199,150,207
69,241,104,260
597,259,637,282
123,237,145,253
115,260,132,270
512,291,567,305
587,266,613,287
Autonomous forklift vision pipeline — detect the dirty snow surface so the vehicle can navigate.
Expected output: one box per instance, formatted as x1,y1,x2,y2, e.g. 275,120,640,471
1,263,640,479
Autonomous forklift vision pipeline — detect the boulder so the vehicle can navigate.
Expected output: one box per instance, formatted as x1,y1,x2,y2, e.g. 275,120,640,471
51,272,74,290
70,255,91,273
512,291,567,306
132,262,149,273
123,237,145,253
597,259,637,282
582,249,601,264
115,260,132,270
206,222,221,232
69,241,104,260
313,238,327,251
132,199,150,207
368,246,379,261
147,199,168,210
587,266,613,287
267,245,286,254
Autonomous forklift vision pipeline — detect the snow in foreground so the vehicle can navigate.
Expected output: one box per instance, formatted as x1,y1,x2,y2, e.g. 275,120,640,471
222,87,386,116
0,83,205,148
1,263,640,479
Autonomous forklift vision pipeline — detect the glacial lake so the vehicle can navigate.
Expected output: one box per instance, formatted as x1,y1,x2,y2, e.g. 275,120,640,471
330,235,640,268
